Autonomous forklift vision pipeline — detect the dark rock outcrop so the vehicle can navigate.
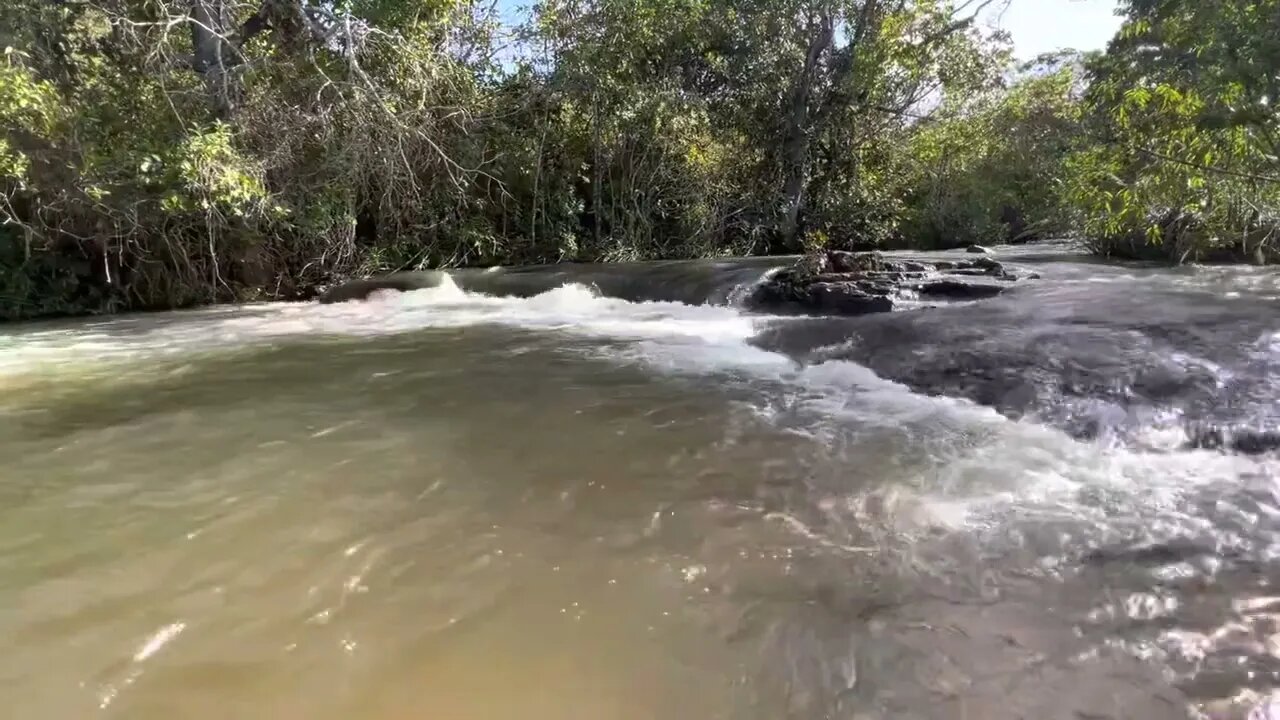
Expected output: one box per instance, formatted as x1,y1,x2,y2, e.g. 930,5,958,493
747,250,1033,316
916,279,1006,299
807,283,896,314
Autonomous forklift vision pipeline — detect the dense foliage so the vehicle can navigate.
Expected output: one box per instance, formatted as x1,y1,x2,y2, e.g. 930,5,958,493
1,0,1278,318
899,52,1085,248
1067,0,1280,262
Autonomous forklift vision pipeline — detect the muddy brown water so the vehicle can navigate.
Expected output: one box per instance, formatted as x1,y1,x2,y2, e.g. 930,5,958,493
2,244,1280,719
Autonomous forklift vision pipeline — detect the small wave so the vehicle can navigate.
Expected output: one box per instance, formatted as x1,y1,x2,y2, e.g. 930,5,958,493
5,274,1278,536
0,276,772,377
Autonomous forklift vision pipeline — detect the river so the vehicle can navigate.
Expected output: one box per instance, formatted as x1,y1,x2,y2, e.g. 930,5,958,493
2,243,1279,719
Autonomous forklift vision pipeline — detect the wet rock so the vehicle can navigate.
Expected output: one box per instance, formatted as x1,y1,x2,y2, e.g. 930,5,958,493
1185,425,1280,456
748,249,1034,316
967,244,993,254
915,279,1006,300
943,268,1002,278
809,283,896,314
827,250,884,273
811,272,916,287
899,261,934,273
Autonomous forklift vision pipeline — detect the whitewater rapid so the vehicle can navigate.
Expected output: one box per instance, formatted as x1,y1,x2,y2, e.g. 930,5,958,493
4,274,1274,538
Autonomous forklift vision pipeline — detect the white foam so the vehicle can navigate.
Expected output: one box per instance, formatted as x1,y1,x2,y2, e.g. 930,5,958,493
273,276,767,345
0,276,767,376
4,275,1276,532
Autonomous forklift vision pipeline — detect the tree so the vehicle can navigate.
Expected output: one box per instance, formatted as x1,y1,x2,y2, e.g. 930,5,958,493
900,52,1083,248
683,0,1007,250
0,0,496,315
0,0,1026,320
1066,0,1280,261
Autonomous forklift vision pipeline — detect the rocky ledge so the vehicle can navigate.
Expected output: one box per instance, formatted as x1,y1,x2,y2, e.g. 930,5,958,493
746,249,1037,315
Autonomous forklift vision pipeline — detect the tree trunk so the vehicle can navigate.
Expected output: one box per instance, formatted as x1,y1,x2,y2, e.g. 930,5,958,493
189,0,237,115
188,0,274,116
778,131,810,250
775,0,888,253
592,89,603,251
776,9,835,252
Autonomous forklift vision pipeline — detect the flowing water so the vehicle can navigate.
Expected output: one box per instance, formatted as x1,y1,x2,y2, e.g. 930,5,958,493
3,243,1280,719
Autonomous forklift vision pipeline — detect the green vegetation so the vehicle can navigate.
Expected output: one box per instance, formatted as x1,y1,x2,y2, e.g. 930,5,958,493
1068,0,1280,263
2,0,1278,319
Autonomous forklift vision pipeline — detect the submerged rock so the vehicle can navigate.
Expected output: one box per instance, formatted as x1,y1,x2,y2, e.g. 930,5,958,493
1185,424,1280,455
1082,539,1227,567
966,244,993,254
748,250,1032,316
318,274,434,304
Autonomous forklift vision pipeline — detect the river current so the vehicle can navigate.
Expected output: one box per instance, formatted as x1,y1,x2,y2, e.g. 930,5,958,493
2,243,1279,719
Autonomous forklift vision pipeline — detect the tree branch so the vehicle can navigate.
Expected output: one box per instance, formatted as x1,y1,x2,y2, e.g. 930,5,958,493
1134,145,1280,185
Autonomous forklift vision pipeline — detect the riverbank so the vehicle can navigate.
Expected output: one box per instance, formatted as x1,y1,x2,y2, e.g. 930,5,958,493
7,234,1275,324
